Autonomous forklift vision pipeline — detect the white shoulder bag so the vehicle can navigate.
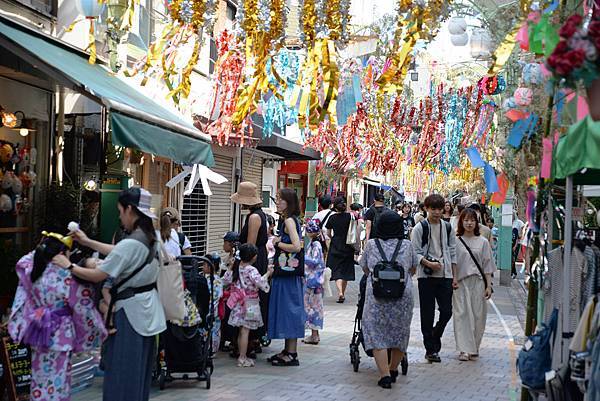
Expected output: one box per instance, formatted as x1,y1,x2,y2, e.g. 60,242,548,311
157,242,186,321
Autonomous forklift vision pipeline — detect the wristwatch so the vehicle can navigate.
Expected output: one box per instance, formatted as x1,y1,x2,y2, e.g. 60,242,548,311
68,263,75,270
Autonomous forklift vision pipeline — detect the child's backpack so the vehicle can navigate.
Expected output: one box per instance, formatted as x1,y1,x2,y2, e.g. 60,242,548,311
517,308,559,390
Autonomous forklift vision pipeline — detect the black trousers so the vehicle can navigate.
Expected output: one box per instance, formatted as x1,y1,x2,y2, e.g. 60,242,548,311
418,277,453,355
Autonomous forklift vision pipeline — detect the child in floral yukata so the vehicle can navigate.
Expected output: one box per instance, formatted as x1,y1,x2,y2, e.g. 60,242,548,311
303,220,326,345
202,254,223,355
222,244,273,367
9,232,106,401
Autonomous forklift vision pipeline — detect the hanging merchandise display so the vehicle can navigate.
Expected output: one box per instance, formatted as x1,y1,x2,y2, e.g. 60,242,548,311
65,0,107,64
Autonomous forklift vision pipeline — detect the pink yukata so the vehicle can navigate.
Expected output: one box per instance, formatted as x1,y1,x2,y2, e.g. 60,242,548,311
8,253,107,401
222,265,270,330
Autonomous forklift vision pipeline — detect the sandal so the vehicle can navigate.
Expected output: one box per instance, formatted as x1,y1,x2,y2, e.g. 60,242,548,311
271,352,299,366
458,352,470,361
237,358,255,367
267,350,287,363
302,336,319,345
336,296,345,304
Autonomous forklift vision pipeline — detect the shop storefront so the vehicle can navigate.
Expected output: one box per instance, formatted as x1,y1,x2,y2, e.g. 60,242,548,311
0,15,215,247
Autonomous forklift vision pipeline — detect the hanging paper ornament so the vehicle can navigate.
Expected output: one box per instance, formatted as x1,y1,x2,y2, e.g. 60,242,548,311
448,17,467,35
125,0,219,103
514,87,533,106
470,28,493,59
522,62,543,85
450,32,469,46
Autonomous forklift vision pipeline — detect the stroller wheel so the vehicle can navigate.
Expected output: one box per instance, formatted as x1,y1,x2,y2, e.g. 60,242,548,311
260,336,271,347
401,356,408,376
352,352,360,372
205,369,211,390
158,372,166,390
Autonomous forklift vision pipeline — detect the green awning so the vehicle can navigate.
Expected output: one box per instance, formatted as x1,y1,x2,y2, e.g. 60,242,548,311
0,16,214,167
111,113,213,165
553,116,600,181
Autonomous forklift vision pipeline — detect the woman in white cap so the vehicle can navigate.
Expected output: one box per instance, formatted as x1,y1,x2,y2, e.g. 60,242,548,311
52,187,166,401
231,181,270,354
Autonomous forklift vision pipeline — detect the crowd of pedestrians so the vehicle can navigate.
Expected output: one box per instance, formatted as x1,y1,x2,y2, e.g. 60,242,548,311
8,182,509,399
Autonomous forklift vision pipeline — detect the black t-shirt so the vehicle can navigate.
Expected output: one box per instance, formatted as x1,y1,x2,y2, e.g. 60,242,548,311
402,215,415,237
325,212,351,240
364,206,388,239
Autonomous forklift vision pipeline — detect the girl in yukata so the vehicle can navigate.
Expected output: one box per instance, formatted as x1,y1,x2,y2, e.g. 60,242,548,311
202,253,224,356
222,244,273,367
302,220,326,345
9,232,106,401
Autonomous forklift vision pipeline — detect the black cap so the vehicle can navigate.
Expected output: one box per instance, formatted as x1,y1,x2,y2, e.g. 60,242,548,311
223,231,240,242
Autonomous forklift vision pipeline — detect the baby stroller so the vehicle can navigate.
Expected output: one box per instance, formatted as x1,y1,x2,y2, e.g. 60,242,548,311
349,274,408,375
156,255,215,390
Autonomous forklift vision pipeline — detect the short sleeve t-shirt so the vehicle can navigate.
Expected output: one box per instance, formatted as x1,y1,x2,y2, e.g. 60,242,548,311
313,208,334,239
162,228,191,258
364,206,387,239
99,237,166,336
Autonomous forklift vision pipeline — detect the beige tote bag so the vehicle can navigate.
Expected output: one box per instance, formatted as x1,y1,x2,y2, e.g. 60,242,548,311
157,244,186,321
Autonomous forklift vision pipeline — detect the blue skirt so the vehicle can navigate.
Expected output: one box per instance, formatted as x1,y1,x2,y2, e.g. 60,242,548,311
268,276,306,339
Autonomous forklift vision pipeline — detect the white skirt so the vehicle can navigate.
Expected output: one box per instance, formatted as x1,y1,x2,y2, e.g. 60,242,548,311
452,274,488,354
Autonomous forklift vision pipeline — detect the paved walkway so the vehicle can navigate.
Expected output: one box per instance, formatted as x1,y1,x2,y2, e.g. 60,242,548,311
74,273,524,401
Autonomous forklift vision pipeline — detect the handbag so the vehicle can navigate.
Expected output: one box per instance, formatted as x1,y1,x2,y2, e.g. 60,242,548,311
458,236,493,293
273,217,305,277
346,213,358,246
157,244,186,321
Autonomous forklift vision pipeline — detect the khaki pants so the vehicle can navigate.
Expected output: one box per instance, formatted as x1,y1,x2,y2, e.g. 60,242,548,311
452,275,487,354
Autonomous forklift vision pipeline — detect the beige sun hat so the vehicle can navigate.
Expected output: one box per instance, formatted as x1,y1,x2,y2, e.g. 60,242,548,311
230,181,262,205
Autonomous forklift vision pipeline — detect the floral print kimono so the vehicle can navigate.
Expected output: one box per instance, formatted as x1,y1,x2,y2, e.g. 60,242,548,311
304,240,325,330
8,253,107,401
223,266,270,330
199,274,223,353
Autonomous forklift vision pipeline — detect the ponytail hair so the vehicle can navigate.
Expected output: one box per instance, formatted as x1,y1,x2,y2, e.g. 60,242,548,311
32,237,66,283
160,213,172,242
232,243,258,283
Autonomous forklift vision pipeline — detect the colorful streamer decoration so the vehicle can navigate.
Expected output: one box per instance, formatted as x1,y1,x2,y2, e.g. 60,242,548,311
124,0,219,103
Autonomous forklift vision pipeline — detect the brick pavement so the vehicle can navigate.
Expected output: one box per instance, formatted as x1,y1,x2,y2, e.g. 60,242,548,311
74,274,524,401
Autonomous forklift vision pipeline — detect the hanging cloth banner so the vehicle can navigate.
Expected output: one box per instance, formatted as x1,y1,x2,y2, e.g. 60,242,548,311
465,147,486,168
166,164,228,196
483,162,499,193
541,136,554,178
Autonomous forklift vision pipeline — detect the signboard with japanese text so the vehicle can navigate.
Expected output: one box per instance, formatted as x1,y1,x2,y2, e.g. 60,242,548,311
0,337,31,400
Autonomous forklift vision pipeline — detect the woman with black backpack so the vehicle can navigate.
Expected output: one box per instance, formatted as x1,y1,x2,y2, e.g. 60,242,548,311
359,210,418,389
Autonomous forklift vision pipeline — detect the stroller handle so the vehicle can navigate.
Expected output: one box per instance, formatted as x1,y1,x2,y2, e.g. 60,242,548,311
177,255,215,270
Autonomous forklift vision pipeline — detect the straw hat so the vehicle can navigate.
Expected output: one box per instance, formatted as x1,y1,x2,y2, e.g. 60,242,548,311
230,182,262,205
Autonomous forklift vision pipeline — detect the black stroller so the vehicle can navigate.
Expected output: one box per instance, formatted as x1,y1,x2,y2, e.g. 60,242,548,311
349,274,408,375
156,255,216,390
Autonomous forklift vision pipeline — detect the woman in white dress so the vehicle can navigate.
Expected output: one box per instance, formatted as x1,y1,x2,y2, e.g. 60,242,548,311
452,208,495,361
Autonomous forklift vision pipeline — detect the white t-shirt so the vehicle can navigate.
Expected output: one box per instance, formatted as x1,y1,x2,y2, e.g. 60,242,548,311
313,208,334,239
513,218,525,237
161,228,192,258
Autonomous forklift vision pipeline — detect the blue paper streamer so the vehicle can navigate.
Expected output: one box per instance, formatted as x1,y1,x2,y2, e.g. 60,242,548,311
507,113,537,148
526,113,539,139
466,147,485,168
484,163,499,193
544,0,559,13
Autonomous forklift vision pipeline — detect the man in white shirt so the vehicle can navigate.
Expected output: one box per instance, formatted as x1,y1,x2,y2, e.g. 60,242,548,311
512,212,525,279
312,195,334,241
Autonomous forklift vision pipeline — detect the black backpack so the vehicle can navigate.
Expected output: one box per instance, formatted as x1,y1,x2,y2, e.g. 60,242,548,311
420,220,452,248
372,239,406,299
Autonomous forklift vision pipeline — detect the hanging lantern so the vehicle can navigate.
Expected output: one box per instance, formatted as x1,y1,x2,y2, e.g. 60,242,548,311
448,17,467,35
470,28,492,60
76,0,104,18
451,32,469,46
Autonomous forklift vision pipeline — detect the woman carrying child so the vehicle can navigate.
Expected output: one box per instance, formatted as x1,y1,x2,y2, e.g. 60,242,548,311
9,231,106,401
222,244,273,367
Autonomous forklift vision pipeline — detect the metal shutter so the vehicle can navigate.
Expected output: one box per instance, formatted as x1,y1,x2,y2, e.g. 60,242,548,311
241,151,263,189
181,178,208,256
206,154,234,253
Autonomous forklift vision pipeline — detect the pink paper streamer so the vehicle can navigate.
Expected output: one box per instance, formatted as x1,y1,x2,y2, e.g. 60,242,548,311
577,95,590,120
541,136,553,178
